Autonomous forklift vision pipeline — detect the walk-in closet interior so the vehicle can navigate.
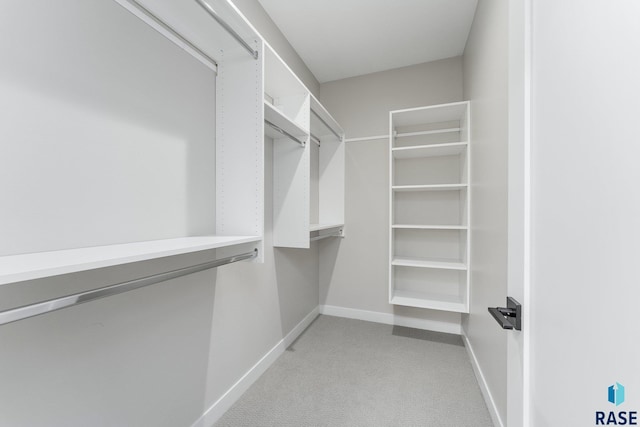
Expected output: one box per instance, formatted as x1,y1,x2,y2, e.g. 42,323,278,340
6,0,632,426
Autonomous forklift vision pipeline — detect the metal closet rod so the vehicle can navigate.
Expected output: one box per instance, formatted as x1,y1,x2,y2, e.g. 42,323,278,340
310,133,321,147
125,0,218,69
311,109,342,140
194,0,259,59
0,249,258,327
265,120,306,146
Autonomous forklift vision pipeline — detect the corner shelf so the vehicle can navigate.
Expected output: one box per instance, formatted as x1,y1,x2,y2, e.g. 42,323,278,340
0,235,262,286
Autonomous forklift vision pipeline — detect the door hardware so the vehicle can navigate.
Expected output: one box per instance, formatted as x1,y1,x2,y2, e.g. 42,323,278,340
488,297,522,330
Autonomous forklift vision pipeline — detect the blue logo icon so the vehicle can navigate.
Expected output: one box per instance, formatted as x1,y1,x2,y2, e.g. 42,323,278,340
609,383,625,406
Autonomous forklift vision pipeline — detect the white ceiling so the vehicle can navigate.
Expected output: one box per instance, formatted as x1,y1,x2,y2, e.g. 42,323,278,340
257,0,478,83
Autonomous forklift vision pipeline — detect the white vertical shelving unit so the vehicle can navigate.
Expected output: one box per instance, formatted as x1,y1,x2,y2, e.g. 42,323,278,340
266,44,311,248
268,46,345,248
389,101,471,313
310,95,345,242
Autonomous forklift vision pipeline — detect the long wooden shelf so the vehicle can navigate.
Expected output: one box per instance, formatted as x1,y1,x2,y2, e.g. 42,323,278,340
392,257,467,270
0,236,262,286
392,142,467,159
390,289,467,313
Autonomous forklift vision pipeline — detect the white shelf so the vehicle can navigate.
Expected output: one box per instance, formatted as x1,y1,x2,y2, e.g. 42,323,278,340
310,223,344,232
392,224,467,230
392,184,467,192
310,94,344,139
390,289,467,313
392,142,467,159
264,101,308,140
391,102,469,127
391,257,466,270
395,128,460,138
0,236,262,286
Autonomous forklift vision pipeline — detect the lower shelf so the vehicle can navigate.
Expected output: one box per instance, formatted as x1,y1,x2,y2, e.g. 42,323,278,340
0,235,262,285
390,289,468,313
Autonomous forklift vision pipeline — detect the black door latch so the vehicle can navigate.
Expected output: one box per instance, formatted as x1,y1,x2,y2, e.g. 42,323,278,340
488,297,522,331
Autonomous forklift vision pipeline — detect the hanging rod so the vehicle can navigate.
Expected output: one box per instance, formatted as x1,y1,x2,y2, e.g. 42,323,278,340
265,120,306,146
194,0,259,60
117,0,218,70
311,109,342,140
0,249,258,327
310,133,321,147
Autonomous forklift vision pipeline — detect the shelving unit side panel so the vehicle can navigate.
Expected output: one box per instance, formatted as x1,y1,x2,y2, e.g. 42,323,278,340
216,42,264,260
319,136,345,225
389,110,397,302
464,102,471,307
272,96,310,248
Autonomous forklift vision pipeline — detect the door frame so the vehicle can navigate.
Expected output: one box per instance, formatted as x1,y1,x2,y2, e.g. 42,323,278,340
506,0,531,426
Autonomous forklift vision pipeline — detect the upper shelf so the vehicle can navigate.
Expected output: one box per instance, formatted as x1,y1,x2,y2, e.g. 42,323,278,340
264,101,308,141
395,128,460,139
0,235,261,286
391,102,468,127
392,142,467,159
310,95,344,140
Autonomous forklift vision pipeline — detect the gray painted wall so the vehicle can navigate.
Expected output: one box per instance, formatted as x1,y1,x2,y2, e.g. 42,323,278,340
319,58,465,333
0,1,318,425
462,0,509,422
232,0,320,96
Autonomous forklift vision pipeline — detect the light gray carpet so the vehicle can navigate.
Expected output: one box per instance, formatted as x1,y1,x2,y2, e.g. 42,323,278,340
214,315,493,427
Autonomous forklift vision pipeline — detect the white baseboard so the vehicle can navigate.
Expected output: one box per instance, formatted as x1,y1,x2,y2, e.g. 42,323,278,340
319,305,461,335
462,331,504,427
191,307,320,427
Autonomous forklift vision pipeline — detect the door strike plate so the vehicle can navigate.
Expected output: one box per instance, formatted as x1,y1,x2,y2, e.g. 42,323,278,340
488,297,522,331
